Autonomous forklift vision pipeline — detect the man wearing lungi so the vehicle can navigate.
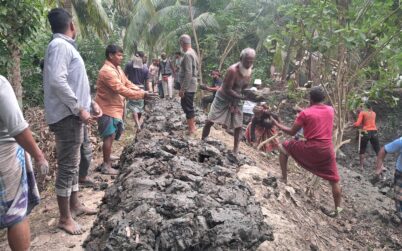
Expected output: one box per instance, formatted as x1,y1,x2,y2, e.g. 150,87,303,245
273,86,343,217
201,48,256,154
0,75,48,250
375,137,402,220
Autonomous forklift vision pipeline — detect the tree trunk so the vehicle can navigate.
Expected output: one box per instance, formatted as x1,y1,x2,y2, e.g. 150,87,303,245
188,0,203,85
60,0,73,14
9,44,23,107
218,36,236,72
333,0,350,149
281,37,295,88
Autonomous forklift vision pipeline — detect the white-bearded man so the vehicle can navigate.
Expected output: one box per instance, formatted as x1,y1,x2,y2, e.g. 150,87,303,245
201,48,256,154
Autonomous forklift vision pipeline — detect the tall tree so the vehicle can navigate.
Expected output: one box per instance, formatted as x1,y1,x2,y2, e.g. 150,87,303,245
188,0,202,85
277,0,402,148
0,0,46,106
59,0,111,40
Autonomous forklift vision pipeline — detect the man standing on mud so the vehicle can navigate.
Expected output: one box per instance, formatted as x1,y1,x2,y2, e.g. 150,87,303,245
201,48,256,154
124,51,150,131
353,102,380,169
159,52,175,99
44,8,102,235
96,45,157,175
178,34,199,136
272,87,342,217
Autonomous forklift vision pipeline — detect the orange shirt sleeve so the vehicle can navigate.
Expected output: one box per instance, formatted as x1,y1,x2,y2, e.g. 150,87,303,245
100,67,144,100
354,112,364,127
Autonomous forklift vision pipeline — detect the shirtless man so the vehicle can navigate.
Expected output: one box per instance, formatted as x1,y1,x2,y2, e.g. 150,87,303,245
201,48,256,153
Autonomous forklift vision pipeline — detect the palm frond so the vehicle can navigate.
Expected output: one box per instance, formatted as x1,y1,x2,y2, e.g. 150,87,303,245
154,12,219,50
72,0,111,41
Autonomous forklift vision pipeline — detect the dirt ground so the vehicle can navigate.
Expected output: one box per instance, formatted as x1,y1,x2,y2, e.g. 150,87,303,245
0,121,401,250
0,122,137,251
203,128,401,250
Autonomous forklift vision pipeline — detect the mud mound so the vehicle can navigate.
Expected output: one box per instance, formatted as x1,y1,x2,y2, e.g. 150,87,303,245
84,99,273,250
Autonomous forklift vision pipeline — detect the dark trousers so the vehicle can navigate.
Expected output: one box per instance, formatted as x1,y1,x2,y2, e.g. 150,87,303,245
49,115,83,197
181,92,195,119
158,81,164,97
360,130,380,154
79,125,92,178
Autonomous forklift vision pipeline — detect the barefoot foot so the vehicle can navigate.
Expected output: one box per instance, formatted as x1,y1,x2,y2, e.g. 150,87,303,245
58,218,83,235
71,204,97,217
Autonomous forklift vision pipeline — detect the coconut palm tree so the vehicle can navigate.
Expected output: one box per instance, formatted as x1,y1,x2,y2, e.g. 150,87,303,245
58,0,111,40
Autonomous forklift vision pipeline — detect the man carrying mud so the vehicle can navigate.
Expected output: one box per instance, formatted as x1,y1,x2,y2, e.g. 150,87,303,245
201,48,256,154
272,87,342,217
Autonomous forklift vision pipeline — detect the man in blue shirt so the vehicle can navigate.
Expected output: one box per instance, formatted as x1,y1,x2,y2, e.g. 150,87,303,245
375,136,402,219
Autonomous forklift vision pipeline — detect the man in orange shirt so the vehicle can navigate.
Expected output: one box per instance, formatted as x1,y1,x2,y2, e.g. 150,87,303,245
354,102,380,169
95,45,157,174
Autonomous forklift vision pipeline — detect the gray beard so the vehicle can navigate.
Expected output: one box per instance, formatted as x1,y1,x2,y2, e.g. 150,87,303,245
239,63,253,77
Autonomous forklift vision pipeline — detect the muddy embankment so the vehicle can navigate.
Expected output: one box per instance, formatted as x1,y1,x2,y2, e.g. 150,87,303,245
84,99,274,250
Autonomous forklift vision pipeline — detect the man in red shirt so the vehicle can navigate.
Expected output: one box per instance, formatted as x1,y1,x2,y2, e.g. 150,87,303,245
273,86,342,217
353,103,380,169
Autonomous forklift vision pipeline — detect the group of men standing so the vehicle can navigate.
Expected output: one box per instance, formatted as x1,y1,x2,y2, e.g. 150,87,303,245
1,6,401,251
0,8,200,248
41,8,204,237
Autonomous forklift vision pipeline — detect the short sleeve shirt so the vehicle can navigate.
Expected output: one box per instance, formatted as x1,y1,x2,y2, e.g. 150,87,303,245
384,137,402,172
0,75,29,144
295,104,334,141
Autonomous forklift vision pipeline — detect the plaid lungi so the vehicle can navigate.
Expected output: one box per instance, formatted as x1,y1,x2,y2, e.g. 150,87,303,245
0,142,40,228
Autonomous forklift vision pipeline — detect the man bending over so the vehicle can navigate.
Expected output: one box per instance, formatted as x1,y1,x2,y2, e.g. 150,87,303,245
201,48,256,154
273,86,342,217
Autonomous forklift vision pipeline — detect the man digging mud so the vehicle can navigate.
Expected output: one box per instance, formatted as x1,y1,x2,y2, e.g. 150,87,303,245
272,86,343,217
201,48,256,154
